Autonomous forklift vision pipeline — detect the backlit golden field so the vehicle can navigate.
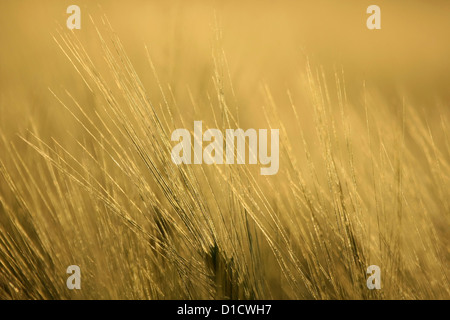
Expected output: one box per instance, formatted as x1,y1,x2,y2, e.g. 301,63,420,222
0,0,449,299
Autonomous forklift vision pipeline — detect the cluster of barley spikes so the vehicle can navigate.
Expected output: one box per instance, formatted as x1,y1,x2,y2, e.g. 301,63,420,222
0,19,448,300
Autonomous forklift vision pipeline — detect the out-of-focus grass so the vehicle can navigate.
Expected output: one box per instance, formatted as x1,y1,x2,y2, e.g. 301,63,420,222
0,1,449,299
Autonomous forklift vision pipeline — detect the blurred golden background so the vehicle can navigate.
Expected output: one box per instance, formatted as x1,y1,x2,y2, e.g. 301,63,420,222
2,0,450,137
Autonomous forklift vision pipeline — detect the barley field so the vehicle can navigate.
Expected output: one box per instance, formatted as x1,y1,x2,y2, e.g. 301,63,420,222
0,0,449,300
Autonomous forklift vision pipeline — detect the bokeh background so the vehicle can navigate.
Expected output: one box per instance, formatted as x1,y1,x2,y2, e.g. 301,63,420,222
2,0,450,137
